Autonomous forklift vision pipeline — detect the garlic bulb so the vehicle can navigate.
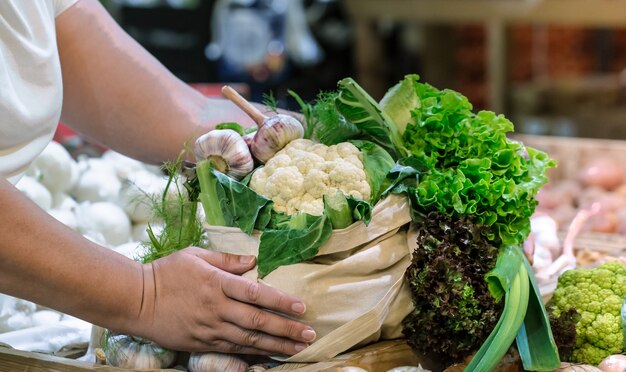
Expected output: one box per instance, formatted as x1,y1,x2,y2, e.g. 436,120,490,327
194,129,254,180
251,114,304,163
187,352,248,372
221,85,304,163
104,334,177,369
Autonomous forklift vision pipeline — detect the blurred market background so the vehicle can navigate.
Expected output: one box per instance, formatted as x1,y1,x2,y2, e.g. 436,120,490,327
95,0,626,141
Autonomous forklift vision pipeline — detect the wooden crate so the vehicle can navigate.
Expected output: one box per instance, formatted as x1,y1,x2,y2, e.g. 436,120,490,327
0,340,424,371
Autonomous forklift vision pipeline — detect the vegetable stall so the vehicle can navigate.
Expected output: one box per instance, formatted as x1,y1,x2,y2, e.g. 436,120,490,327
2,75,626,371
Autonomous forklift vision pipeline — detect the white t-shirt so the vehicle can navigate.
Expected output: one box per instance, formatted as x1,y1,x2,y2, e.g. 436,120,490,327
0,0,78,184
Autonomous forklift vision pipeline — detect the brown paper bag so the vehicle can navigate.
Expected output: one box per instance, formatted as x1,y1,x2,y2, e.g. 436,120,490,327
204,194,415,362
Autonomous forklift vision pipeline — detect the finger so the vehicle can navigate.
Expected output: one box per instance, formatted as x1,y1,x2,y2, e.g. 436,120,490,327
219,301,316,343
197,340,272,356
221,274,307,317
218,322,309,356
187,247,256,274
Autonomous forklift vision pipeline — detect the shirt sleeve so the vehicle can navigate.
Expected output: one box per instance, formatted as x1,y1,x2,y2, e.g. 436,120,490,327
53,0,79,17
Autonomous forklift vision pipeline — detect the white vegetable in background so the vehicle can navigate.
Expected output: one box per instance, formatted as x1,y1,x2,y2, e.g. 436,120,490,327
76,156,117,176
530,214,560,274
120,171,168,223
0,318,91,353
131,223,163,242
29,141,79,193
31,310,62,327
112,241,143,260
76,202,131,246
15,176,52,210
0,294,37,333
249,139,371,216
101,150,148,180
51,192,78,211
47,209,78,231
131,223,150,242
4,312,34,332
72,168,122,203
83,231,108,247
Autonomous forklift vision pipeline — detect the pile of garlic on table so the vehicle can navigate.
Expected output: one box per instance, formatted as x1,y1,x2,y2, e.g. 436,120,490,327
2,141,169,355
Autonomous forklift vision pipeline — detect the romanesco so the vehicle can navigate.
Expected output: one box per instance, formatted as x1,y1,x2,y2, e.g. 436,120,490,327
549,261,626,365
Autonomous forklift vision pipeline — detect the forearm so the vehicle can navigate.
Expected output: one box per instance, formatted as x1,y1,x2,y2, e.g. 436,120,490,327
57,0,257,164
0,179,143,333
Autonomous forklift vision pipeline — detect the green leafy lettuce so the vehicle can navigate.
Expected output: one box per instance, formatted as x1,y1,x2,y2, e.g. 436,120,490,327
398,79,556,247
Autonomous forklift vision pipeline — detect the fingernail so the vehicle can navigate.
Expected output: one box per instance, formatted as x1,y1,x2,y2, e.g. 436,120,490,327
302,328,316,342
291,302,306,314
295,343,307,352
239,255,255,265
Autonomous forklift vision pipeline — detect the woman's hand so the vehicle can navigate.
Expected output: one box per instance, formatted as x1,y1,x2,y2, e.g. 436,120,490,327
133,247,316,355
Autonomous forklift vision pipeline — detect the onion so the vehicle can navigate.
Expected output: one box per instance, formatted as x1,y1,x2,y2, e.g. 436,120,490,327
579,157,625,191
599,354,626,372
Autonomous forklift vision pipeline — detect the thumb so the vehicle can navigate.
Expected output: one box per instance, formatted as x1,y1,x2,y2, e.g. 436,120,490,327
187,247,256,274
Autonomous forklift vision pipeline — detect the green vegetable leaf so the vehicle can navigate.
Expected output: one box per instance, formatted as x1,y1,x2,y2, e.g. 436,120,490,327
379,74,420,134
323,191,353,229
288,90,314,138
196,160,272,234
402,81,556,247
262,91,278,113
350,140,395,205
215,122,245,136
336,78,407,158
466,246,528,372
516,255,561,371
257,213,333,278
307,91,360,145
346,195,372,225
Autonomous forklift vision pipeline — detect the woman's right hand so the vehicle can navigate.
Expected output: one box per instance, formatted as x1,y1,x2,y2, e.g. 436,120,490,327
130,247,316,355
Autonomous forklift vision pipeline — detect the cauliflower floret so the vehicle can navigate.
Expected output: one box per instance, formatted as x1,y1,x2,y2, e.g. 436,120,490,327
292,151,325,174
285,139,315,151
263,166,305,212
304,169,330,199
329,162,371,201
287,193,323,216
264,153,291,173
336,142,360,158
345,154,364,169
550,261,626,365
309,143,328,158
248,167,268,195
249,140,370,216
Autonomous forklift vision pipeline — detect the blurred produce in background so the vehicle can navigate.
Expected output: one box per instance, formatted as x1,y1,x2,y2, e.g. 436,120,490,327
97,1,626,140
99,0,354,106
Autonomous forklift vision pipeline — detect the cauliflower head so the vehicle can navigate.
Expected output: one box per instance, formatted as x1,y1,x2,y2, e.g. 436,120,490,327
550,261,626,365
249,139,371,215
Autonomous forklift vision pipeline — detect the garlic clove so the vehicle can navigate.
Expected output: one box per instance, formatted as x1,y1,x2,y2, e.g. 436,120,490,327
243,131,256,147
104,334,177,369
187,352,248,372
251,115,304,163
194,129,254,180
